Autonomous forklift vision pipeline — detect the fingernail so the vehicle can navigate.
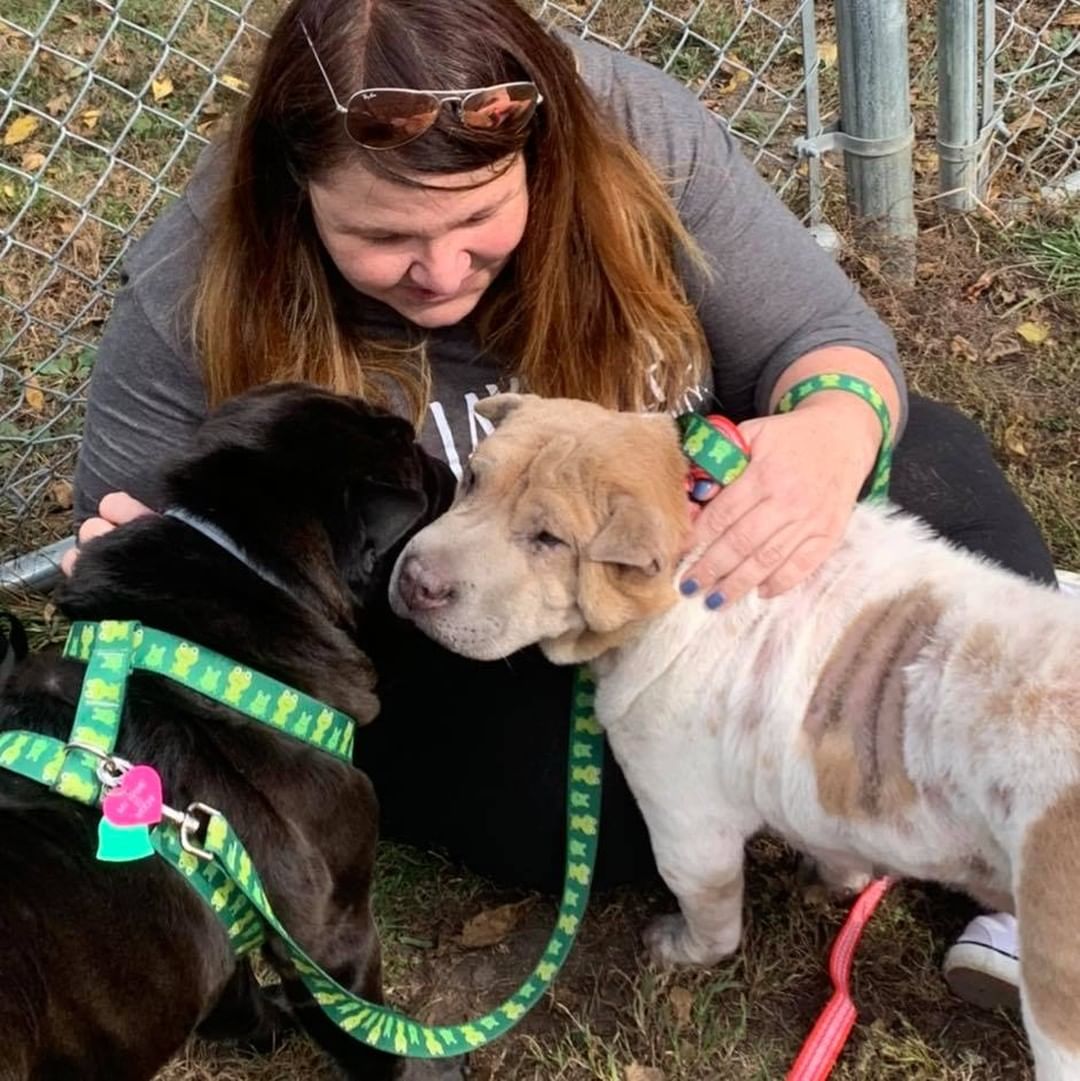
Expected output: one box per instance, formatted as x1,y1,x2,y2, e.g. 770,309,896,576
691,479,717,501
705,591,726,610
680,578,699,596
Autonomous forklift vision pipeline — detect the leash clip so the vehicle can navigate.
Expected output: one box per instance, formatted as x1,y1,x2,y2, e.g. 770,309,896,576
175,801,220,861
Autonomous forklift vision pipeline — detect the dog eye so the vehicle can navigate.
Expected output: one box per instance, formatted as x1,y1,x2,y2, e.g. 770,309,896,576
532,530,566,549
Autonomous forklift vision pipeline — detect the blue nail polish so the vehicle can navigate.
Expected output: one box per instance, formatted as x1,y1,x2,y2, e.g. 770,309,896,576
705,591,726,610
691,479,717,501
680,578,699,596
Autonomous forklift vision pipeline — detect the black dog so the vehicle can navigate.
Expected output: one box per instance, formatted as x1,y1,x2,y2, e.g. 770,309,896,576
0,384,461,1081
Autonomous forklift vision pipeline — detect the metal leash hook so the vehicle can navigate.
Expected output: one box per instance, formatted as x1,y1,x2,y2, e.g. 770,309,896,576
173,802,220,861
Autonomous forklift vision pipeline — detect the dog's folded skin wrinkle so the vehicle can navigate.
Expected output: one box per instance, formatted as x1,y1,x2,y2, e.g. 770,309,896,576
389,392,1080,1080
0,384,464,1081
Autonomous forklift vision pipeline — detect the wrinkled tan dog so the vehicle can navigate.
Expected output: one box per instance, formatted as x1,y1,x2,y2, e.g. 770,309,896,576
389,393,1080,1079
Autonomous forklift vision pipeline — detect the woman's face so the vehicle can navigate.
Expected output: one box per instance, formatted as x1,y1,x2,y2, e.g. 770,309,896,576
309,155,529,329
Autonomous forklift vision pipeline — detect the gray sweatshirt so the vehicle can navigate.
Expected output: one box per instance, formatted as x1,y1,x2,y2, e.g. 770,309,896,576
73,33,903,520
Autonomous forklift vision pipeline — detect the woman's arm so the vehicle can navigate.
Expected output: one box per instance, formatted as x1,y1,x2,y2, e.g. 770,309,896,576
588,43,904,603
73,194,210,523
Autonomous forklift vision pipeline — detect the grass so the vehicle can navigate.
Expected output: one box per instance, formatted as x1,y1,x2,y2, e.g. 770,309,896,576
1,0,1079,1078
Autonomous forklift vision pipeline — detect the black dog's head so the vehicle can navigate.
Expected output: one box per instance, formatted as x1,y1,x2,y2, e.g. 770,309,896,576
61,383,456,639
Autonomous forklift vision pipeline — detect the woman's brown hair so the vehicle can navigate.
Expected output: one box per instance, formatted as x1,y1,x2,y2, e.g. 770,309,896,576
194,0,709,424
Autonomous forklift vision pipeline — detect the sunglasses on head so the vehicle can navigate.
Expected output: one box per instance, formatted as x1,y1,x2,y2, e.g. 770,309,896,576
300,20,543,151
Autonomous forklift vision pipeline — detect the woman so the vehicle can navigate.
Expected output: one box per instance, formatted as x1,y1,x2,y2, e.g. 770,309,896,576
69,0,1052,1010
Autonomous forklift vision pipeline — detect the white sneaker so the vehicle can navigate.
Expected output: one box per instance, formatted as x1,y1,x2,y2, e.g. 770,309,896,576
943,912,1020,1011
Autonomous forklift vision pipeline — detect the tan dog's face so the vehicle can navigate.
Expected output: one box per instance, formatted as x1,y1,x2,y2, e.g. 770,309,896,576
388,394,691,663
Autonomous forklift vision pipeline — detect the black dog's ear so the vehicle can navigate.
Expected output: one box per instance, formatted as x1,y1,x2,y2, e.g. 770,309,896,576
356,482,429,559
0,612,28,686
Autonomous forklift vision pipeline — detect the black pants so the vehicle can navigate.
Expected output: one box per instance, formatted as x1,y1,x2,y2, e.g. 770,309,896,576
357,395,1057,892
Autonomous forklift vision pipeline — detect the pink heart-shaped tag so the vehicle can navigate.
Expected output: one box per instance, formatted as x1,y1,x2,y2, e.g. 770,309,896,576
102,764,164,828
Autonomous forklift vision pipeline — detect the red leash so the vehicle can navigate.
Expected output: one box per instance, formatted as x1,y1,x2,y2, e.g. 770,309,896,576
786,877,893,1081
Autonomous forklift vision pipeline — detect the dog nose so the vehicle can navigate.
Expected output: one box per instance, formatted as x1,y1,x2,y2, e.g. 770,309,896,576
396,556,455,612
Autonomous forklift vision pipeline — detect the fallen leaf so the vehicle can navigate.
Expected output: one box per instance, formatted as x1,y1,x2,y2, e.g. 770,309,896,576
24,377,45,413
62,12,81,25
459,901,528,948
1057,11,1080,26
1008,110,1047,134
46,92,71,117
50,480,74,509
1004,425,1027,457
720,54,751,90
219,74,249,92
950,334,977,362
669,986,693,1029
21,150,46,171
3,115,39,146
818,40,839,67
963,269,996,301
984,330,1023,363
2,183,14,198
625,1066,665,1081
80,108,101,131
1017,320,1050,345
43,601,56,622
151,76,174,102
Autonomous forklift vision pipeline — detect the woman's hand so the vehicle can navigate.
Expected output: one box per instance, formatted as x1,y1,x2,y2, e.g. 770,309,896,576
60,492,155,577
680,391,882,608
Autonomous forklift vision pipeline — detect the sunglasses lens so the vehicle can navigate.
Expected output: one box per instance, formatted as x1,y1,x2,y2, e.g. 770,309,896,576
461,84,539,133
346,90,441,149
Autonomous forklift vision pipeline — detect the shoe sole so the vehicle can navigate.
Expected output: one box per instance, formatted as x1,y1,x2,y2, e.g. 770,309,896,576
943,943,1021,1012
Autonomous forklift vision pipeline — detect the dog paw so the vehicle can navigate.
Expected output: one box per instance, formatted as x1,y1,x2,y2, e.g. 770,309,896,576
797,854,872,901
643,913,737,969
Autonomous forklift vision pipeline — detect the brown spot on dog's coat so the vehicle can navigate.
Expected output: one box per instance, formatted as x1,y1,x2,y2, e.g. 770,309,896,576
1019,784,1080,1050
805,587,943,819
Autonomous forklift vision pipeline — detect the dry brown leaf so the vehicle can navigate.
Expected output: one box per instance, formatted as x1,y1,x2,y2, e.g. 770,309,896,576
3,115,39,146
151,77,174,102
24,377,45,413
219,74,249,92
983,327,1022,363
625,1066,665,1081
50,480,74,510
21,150,47,171
720,54,750,90
1008,110,1047,134
963,269,996,301
1057,11,1080,26
1004,425,1027,458
950,334,977,362
1017,321,1050,345
458,901,528,948
46,92,71,117
818,40,839,67
669,986,693,1029
80,108,102,131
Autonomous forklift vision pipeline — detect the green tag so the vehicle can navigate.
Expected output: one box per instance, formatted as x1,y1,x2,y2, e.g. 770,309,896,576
96,817,155,862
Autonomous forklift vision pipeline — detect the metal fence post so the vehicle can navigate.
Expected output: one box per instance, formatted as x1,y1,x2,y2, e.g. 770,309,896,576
834,0,916,281
938,0,981,210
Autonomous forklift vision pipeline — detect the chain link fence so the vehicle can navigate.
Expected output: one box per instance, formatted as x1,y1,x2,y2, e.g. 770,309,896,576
1,0,1078,578
983,0,1080,194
